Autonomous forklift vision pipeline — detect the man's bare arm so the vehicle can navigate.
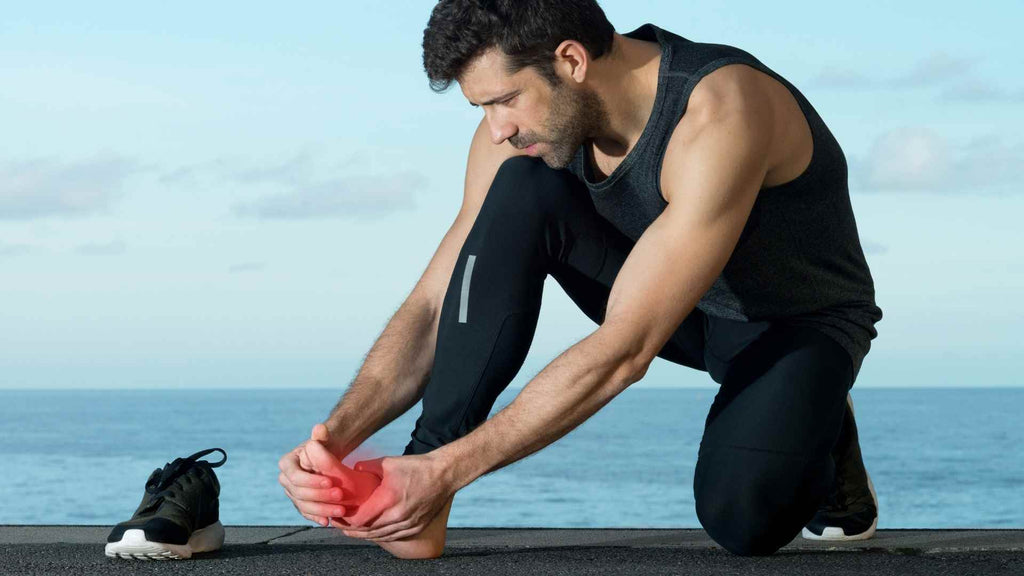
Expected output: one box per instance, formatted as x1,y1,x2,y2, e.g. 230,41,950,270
320,292,439,458
320,118,529,457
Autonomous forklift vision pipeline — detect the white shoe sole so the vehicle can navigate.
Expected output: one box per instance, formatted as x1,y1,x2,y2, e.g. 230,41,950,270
801,393,879,542
801,508,877,541
104,521,224,560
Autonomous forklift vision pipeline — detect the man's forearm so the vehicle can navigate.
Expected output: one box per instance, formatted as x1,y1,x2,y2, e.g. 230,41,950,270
323,292,440,456
432,327,644,491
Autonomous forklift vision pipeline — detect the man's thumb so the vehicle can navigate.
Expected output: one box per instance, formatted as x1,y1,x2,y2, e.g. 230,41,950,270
310,423,331,444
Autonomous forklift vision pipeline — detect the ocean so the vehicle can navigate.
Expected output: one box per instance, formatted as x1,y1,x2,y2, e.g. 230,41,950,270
0,387,1020,528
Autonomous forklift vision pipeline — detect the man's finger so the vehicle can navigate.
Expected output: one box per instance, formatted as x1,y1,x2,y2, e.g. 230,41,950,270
298,446,314,471
283,481,347,504
343,483,391,528
281,458,333,489
344,517,410,540
280,472,346,502
345,523,404,540
285,486,328,527
328,517,350,529
281,482,346,513
281,448,332,483
302,512,328,527
282,482,348,517
293,498,348,519
372,525,422,543
340,508,407,539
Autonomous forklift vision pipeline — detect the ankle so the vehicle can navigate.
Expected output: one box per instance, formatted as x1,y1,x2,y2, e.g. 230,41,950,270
377,493,454,560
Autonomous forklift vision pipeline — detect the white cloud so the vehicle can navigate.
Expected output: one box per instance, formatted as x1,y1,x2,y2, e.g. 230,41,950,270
851,128,1024,194
939,79,1024,103
891,52,976,87
948,134,1024,190
861,126,952,190
159,150,321,188
227,150,318,187
0,154,139,220
807,67,877,90
808,52,1014,97
161,149,428,220
0,242,32,257
158,157,236,187
76,240,127,256
232,170,426,220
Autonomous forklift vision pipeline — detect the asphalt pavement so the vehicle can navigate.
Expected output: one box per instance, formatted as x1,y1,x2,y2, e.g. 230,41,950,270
2,526,1022,575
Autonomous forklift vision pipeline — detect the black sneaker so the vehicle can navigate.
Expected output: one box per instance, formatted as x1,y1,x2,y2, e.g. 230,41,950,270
105,448,227,559
802,393,879,541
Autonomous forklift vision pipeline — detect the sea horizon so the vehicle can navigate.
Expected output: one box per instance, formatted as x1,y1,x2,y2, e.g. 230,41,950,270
2,387,1021,528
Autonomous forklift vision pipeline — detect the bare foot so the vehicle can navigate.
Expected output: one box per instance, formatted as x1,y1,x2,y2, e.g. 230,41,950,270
368,492,454,560
304,425,454,559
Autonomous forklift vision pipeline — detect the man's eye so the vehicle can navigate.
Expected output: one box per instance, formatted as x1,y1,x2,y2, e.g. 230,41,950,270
502,95,517,105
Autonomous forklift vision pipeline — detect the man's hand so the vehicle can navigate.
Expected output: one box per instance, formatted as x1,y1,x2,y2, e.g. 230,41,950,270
333,452,455,543
277,424,352,527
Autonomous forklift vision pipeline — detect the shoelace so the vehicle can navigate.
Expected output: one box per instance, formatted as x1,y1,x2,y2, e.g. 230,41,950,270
140,448,228,510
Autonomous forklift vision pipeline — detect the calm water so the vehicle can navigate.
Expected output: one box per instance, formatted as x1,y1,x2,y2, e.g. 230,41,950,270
0,388,1020,528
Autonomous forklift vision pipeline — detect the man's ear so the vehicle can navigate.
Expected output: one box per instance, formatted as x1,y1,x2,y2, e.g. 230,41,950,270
555,39,590,84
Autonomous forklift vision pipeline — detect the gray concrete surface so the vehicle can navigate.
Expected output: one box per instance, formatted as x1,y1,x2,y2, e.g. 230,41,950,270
2,526,1022,575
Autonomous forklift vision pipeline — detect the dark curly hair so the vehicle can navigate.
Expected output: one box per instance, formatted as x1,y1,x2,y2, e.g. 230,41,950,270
422,0,616,93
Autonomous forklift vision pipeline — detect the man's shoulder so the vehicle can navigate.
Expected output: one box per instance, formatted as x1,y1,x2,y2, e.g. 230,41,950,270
685,62,771,122
664,62,777,165
659,64,780,202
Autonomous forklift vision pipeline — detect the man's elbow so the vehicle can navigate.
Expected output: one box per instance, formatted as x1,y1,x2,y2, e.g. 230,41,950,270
627,353,654,384
594,322,656,386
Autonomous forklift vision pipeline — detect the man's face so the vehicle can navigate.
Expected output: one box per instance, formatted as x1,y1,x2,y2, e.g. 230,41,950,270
461,48,609,170
523,78,608,169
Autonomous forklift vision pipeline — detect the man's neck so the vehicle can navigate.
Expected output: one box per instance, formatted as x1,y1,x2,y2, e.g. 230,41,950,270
585,33,663,159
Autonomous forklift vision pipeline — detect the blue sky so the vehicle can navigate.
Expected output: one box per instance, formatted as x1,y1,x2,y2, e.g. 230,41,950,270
1,1,1021,389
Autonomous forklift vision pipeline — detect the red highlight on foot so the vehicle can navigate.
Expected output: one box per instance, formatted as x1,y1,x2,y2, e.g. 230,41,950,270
305,424,385,519
331,464,382,509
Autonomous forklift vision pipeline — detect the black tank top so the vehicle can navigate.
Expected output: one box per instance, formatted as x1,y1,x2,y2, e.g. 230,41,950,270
564,23,883,379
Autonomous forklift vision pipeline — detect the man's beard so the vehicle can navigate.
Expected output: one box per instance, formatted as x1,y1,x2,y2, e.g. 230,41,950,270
519,82,609,170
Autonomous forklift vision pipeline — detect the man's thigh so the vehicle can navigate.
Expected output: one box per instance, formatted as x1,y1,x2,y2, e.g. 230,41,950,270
699,319,854,455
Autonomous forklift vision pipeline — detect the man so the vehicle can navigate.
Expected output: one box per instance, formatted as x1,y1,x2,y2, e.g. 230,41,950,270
278,0,882,559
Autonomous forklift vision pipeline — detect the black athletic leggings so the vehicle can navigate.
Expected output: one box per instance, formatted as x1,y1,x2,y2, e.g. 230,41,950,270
402,156,855,556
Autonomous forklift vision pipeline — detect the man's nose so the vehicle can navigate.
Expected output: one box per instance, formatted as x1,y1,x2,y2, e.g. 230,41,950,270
486,115,517,146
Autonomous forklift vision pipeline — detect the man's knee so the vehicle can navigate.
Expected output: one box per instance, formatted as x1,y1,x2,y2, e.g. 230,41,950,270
494,155,563,186
695,495,792,556
694,445,828,556
487,156,578,217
